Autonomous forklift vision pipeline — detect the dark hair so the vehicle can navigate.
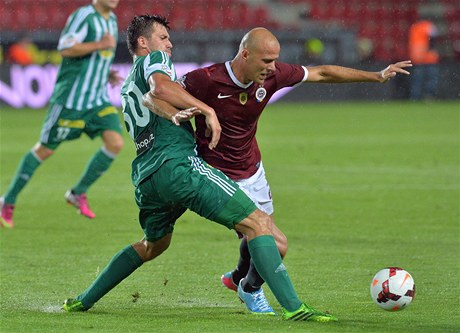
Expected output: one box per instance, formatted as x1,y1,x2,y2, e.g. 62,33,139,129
126,14,170,56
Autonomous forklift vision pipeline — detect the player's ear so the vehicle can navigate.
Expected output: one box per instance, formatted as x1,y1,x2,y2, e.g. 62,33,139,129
241,48,250,61
138,36,147,50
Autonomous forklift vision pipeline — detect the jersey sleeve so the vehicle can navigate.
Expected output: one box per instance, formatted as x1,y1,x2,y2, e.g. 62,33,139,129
143,51,176,82
57,6,92,51
178,68,209,101
274,62,308,89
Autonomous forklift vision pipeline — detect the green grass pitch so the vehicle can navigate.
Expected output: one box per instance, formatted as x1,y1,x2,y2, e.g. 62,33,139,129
0,101,459,332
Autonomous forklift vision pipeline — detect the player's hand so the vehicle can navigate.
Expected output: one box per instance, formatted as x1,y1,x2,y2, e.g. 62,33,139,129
108,70,123,87
99,33,116,50
171,107,201,125
379,60,412,83
204,111,221,150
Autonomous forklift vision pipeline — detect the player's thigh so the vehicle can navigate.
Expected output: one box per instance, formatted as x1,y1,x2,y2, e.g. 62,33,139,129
39,104,86,148
236,163,274,215
154,156,257,230
136,177,187,243
84,105,123,139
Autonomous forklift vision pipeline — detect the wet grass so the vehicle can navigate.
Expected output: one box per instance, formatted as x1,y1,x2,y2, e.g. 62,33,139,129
1,101,459,332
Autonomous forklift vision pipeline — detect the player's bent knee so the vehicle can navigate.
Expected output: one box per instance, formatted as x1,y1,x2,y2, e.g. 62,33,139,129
33,143,54,160
237,209,273,238
106,139,124,154
277,235,288,258
258,214,273,234
103,132,124,154
133,236,171,262
114,136,124,151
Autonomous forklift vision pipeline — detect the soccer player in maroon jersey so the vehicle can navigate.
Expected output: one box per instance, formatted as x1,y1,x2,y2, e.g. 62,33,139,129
176,27,412,314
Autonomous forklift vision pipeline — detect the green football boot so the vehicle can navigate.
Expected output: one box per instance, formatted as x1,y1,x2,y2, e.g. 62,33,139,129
282,303,338,322
62,298,87,312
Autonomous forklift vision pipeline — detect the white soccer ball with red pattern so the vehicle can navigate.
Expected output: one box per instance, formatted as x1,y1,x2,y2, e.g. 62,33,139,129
370,267,415,311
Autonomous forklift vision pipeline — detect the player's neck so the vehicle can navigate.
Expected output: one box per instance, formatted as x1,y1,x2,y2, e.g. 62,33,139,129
93,3,112,19
230,59,250,85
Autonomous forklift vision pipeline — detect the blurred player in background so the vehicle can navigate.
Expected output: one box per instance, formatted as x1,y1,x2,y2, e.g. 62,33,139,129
178,27,412,315
5,34,35,65
408,16,439,100
0,0,123,228
62,14,338,323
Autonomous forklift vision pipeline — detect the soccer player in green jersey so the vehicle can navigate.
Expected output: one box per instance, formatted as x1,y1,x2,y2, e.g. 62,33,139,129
62,14,337,322
0,0,123,227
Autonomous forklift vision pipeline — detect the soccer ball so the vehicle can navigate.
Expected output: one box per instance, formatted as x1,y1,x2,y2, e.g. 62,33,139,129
370,267,415,311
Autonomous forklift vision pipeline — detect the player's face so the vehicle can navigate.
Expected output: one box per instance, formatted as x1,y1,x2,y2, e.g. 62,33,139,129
244,43,279,85
144,23,173,57
96,0,120,10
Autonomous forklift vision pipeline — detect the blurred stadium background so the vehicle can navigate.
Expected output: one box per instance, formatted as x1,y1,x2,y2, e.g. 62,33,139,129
1,0,459,105
0,4,459,331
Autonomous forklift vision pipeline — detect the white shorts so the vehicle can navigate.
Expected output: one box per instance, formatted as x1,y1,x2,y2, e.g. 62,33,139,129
235,162,274,215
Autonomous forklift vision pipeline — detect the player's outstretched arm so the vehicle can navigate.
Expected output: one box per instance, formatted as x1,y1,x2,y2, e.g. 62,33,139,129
305,60,412,83
377,61,412,83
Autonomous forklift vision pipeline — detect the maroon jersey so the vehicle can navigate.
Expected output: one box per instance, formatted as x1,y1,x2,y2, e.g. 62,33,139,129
181,61,306,180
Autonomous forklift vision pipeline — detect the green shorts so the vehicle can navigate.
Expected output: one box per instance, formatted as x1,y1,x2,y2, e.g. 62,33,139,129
135,156,257,242
39,103,122,149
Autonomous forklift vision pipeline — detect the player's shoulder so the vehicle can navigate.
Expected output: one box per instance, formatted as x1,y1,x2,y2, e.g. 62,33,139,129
200,62,230,83
133,55,147,67
272,61,306,80
206,62,226,71
209,62,227,73
148,50,171,63
274,61,302,72
72,5,116,22
188,62,224,76
63,5,96,31
144,52,174,78
72,4,96,18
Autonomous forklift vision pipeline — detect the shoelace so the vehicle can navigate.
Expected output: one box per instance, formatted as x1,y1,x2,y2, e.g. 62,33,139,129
253,289,272,312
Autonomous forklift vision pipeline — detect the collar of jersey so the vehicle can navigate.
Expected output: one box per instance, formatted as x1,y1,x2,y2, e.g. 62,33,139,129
225,61,253,89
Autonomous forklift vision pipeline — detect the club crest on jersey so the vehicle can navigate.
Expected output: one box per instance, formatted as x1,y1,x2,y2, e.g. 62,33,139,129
239,92,248,105
99,49,114,58
255,87,266,102
161,65,173,77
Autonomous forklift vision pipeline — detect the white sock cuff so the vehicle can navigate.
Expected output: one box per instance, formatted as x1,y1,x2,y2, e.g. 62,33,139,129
30,149,44,163
101,146,117,159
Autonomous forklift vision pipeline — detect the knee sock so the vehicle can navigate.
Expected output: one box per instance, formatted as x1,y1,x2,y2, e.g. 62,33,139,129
72,147,115,195
76,245,143,309
4,151,42,204
231,237,251,285
241,260,265,293
248,235,302,312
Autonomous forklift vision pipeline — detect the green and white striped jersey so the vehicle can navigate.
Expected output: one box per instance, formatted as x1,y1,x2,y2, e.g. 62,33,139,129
51,4,118,111
121,51,197,187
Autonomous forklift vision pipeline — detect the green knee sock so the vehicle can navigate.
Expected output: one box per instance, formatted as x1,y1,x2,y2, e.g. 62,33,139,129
72,147,115,195
248,235,302,312
76,245,143,309
4,151,42,204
